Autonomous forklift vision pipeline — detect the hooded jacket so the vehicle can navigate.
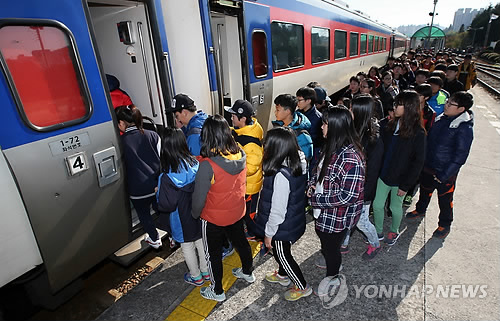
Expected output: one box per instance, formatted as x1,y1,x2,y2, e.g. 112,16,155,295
428,90,448,116
232,118,264,195
192,150,247,226
185,111,208,156
425,110,474,182
272,112,313,160
157,161,200,243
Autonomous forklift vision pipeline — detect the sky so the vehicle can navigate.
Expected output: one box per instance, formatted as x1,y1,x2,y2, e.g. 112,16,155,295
345,0,497,29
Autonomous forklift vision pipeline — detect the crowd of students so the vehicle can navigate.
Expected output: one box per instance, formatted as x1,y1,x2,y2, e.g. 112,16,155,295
112,48,476,303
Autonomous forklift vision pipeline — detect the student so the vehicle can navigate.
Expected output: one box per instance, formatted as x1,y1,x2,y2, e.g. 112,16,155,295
156,127,208,286
371,91,426,246
313,86,333,114
309,106,365,294
170,93,208,156
414,69,430,87
427,76,448,116
443,64,465,96
377,71,399,113
106,74,133,108
225,100,264,236
420,54,435,72
360,78,384,120
343,76,361,99
272,94,313,161
368,66,381,88
340,96,384,260
253,127,311,301
457,54,477,90
407,92,474,238
392,63,408,91
296,87,322,148
115,105,161,249
380,56,396,74
192,115,255,302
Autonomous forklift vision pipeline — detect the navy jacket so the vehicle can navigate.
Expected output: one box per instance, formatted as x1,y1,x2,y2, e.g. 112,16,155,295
253,167,307,243
362,128,384,202
425,110,474,182
156,162,200,243
122,127,160,197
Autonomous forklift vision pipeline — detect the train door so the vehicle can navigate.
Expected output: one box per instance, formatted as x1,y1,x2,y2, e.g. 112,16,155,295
209,4,246,113
0,1,130,294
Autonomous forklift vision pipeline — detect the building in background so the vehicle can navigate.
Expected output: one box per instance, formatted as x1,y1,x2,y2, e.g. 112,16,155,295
452,8,485,32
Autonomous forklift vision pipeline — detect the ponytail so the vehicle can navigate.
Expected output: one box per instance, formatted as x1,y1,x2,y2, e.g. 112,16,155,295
115,104,144,133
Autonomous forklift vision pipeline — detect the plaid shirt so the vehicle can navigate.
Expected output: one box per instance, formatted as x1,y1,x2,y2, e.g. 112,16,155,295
310,144,365,233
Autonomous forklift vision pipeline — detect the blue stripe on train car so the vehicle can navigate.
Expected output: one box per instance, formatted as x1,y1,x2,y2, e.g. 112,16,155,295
253,0,392,35
244,2,273,84
198,0,218,92
154,0,175,92
0,1,112,150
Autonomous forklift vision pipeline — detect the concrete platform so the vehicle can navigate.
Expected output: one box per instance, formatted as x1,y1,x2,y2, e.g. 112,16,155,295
97,86,500,321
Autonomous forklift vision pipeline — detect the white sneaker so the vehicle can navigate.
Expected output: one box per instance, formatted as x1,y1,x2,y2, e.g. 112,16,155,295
232,267,256,283
144,235,162,249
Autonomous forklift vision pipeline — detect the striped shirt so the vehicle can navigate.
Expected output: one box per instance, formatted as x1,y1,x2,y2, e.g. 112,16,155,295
310,144,365,233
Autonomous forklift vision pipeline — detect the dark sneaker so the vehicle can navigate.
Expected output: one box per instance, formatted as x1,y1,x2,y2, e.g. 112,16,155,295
362,245,381,260
385,232,400,246
377,233,384,241
403,194,413,206
406,209,425,219
340,245,349,254
222,244,234,260
433,226,450,239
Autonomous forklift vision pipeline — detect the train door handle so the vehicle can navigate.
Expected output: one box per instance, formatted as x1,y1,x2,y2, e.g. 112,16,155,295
93,147,121,187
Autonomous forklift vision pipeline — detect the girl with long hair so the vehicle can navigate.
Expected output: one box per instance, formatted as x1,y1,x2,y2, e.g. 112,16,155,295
360,78,384,120
156,128,208,286
115,104,162,249
372,90,426,246
309,106,365,294
253,127,311,301
340,95,384,260
192,115,254,302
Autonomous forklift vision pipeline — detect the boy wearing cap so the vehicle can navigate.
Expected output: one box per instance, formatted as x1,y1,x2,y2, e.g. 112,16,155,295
170,94,208,156
427,76,448,116
225,100,264,235
444,64,464,96
407,92,474,239
314,86,333,114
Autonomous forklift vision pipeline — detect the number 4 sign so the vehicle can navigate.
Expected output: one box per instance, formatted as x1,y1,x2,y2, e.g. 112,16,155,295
65,152,88,176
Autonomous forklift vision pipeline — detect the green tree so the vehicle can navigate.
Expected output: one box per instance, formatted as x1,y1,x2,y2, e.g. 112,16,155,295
470,3,500,47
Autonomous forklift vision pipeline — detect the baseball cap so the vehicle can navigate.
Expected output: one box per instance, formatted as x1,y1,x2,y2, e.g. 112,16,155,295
314,87,331,102
224,99,254,118
170,93,195,112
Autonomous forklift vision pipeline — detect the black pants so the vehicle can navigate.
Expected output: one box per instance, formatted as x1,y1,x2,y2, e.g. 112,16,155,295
131,196,159,241
244,193,259,233
415,168,457,228
316,229,348,277
202,218,253,294
272,240,307,289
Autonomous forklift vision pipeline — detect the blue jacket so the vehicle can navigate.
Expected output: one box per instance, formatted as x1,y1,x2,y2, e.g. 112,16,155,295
156,162,200,243
272,112,313,160
185,111,208,156
253,167,307,242
428,90,448,116
425,110,474,182
302,106,323,148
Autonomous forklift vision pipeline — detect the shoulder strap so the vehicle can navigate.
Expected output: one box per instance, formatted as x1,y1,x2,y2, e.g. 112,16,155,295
234,134,262,147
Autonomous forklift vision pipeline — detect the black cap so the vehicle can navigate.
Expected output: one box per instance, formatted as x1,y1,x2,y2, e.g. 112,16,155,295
170,94,195,112
224,100,254,118
314,87,331,102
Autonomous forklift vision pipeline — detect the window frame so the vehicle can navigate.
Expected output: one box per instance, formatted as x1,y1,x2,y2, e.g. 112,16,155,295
310,26,330,65
0,19,93,132
334,29,348,60
251,29,269,79
360,33,367,55
382,37,386,51
349,32,359,57
368,35,374,54
270,20,305,72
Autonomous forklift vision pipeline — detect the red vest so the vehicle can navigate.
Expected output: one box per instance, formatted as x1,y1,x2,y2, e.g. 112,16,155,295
200,158,247,226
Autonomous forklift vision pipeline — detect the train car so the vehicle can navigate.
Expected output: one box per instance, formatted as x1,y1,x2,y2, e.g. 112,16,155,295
0,0,408,312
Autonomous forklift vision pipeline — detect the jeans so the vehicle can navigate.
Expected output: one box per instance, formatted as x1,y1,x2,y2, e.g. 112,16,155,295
372,178,405,234
342,203,380,247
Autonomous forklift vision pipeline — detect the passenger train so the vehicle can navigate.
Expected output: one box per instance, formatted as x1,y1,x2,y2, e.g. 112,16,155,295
0,0,409,312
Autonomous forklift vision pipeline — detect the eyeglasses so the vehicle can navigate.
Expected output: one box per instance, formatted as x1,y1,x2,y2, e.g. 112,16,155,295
445,100,459,107
361,85,370,88
297,99,305,102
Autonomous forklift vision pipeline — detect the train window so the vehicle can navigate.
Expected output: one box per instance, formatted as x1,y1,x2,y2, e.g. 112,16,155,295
334,30,347,60
382,37,386,51
0,24,91,131
252,31,268,78
375,36,379,52
311,27,329,64
349,32,358,57
368,35,374,53
271,22,304,71
360,34,367,55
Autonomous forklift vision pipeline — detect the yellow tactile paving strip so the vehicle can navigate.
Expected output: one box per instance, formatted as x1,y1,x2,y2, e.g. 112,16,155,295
166,241,262,321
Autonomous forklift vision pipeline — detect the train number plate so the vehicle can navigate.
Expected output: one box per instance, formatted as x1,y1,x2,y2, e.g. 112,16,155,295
65,152,88,176
49,132,91,156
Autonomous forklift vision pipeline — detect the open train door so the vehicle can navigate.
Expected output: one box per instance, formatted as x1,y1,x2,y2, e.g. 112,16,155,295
0,0,130,299
242,1,274,131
